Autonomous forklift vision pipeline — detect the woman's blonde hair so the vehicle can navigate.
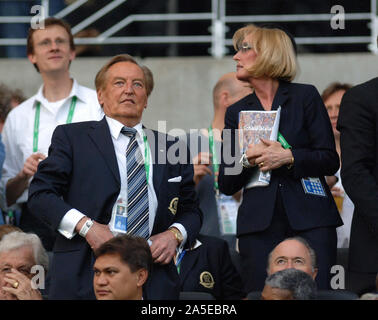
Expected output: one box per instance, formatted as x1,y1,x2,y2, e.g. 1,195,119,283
233,24,297,81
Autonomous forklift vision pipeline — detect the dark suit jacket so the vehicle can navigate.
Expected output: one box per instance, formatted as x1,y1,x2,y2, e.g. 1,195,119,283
179,234,246,300
219,81,342,236
28,117,202,299
337,77,378,274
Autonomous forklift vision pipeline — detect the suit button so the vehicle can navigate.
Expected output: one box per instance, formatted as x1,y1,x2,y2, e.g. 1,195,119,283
279,183,283,187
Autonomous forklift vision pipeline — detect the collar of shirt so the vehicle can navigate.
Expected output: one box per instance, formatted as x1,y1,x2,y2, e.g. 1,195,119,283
174,239,202,263
33,78,88,113
190,239,202,250
106,116,144,142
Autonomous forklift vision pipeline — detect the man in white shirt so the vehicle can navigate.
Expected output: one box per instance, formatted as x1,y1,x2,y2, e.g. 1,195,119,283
28,54,202,299
0,18,102,251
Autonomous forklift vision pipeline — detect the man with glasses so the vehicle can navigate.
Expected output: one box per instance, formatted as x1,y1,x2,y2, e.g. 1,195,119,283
0,18,102,251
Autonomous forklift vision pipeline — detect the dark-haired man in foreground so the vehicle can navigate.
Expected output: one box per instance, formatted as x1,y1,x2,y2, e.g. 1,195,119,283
93,235,152,300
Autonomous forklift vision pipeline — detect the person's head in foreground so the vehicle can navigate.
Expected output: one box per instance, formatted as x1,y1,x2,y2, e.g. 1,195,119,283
0,231,49,300
261,268,317,300
267,237,318,280
93,235,153,300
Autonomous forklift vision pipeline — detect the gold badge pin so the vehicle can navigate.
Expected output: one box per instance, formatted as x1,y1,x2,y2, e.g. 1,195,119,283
199,271,215,289
168,197,179,215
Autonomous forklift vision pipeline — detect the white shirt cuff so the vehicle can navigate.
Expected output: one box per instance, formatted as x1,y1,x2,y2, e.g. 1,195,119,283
170,222,187,249
58,209,86,239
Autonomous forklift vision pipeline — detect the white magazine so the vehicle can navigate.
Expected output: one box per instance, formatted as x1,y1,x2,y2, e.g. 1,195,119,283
238,107,281,188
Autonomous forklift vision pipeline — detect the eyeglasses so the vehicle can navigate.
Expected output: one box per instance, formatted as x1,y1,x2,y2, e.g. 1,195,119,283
236,42,253,53
37,38,69,48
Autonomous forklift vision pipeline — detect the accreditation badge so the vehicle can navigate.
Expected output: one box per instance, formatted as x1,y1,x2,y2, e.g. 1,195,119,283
216,193,239,235
112,198,128,233
301,177,326,197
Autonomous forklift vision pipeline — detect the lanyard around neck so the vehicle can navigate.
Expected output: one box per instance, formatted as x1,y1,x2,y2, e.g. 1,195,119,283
208,125,219,194
33,96,77,153
142,131,150,182
175,249,186,274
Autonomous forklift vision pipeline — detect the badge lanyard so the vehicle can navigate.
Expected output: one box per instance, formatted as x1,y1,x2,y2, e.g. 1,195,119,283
208,125,220,196
278,132,291,149
175,249,186,274
142,131,150,182
33,96,77,153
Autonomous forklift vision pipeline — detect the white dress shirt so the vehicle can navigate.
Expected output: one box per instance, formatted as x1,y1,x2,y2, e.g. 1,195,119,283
0,79,103,210
334,169,354,248
58,116,187,244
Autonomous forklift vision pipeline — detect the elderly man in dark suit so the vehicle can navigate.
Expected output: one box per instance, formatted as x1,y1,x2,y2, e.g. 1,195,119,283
27,54,202,299
337,77,378,295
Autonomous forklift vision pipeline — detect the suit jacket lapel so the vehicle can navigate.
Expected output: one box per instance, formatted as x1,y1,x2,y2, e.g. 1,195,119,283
247,80,290,111
272,80,290,110
88,117,120,186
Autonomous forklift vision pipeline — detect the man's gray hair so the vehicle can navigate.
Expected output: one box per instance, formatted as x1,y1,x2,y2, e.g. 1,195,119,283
267,236,317,273
265,268,317,300
0,231,49,272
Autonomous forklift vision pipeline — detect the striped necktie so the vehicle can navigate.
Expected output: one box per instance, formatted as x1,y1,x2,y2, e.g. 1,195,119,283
121,127,149,239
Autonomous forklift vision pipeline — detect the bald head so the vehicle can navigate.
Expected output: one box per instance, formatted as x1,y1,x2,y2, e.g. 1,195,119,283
213,72,252,110
267,237,318,280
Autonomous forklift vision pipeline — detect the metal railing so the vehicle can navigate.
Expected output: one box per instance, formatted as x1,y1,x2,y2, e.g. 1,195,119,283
0,0,377,57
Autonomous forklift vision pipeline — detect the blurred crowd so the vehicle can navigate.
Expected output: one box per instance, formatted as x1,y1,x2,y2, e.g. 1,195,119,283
0,17,377,301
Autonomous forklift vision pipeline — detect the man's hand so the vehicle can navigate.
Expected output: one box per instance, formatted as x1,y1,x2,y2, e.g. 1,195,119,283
6,152,46,206
76,218,114,251
21,153,46,179
325,175,338,190
193,152,212,185
330,186,344,198
149,230,179,265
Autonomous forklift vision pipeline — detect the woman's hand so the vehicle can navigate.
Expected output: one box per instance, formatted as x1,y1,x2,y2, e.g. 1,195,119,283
245,142,266,167
252,138,293,172
2,268,43,300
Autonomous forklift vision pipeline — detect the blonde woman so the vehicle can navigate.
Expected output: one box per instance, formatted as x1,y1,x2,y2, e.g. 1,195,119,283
219,24,342,293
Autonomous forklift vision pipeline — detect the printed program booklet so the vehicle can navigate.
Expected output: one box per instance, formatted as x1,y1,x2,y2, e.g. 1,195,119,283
238,107,281,188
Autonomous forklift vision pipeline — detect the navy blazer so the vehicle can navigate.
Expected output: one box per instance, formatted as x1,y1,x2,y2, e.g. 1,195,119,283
219,81,343,236
338,77,378,274
28,117,202,299
179,235,246,300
